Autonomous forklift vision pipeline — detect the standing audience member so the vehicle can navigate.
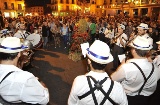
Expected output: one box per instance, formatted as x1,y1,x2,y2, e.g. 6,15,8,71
111,36,160,105
125,21,133,38
148,27,159,50
0,37,49,104
61,23,68,49
89,19,96,44
68,40,128,105
42,21,49,50
99,23,106,42
0,11,4,30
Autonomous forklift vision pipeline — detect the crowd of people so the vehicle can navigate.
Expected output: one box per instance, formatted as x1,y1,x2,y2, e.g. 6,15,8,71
0,11,160,105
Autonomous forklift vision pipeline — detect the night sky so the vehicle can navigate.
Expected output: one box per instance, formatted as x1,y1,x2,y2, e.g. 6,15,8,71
25,0,51,7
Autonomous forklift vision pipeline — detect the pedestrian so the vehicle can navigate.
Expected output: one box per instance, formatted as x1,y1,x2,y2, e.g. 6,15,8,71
68,40,128,105
42,21,50,50
61,23,68,49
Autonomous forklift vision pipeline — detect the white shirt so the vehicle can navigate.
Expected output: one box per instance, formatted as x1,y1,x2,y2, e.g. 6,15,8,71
61,27,68,35
116,33,128,47
0,64,49,105
153,55,160,69
141,33,153,47
14,30,29,39
68,71,128,105
104,28,112,39
111,58,160,96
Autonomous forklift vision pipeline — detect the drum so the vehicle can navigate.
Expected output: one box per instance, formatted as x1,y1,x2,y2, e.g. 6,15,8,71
26,33,42,48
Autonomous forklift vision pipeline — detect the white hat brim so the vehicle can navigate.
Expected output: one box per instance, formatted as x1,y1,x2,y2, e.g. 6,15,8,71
137,26,149,29
129,42,151,50
87,53,113,64
0,48,24,53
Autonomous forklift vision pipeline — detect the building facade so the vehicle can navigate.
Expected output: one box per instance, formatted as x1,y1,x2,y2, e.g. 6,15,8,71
0,0,25,18
29,6,44,16
82,0,160,18
49,0,80,16
49,0,160,19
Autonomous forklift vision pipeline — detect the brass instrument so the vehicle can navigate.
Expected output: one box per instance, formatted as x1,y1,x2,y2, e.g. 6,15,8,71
110,33,122,44
17,39,34,69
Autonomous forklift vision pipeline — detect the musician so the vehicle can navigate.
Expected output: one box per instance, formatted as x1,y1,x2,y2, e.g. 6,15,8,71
111,24,128,70
0,37,49,104
137,23,153,48
149,41,160,69
14,23,30,39
111,36,160,105
68,40,128,105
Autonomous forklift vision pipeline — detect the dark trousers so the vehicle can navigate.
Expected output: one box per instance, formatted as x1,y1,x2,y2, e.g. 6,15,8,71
99,33,105,42
90,33,96,44
127,95,150,105
63,35,68,47
112,45,124,69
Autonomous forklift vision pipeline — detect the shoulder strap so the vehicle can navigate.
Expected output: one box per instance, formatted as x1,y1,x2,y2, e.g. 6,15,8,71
87,76,98,105
0,71,14,84
131,62,154,95
131,62,146,81
89,76,117,105
138,63,154,95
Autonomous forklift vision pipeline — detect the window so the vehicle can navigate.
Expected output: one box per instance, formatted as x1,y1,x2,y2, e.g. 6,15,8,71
110,0,112,4
86,0,90,3
11,3,14,9
66,0,69,4
18,4,22,10
72,0,74,4
4,2,8,9
66,6,69,10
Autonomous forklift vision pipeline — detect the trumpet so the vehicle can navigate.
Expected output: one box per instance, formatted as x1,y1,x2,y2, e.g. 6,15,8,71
110,33,122,44
17,39,34,69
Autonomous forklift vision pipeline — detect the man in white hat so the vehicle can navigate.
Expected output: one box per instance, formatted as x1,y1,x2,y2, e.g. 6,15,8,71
14,23,30,39
137,23,153,47
0,37,49,104
111,36,160,105
68,40,128,105
111,24,128,70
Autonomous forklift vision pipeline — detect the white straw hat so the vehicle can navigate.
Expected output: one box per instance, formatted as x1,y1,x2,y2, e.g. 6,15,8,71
119,24,125,30
0,37,27,53
129,36,152,50
137,23,149,30
81,40,113,64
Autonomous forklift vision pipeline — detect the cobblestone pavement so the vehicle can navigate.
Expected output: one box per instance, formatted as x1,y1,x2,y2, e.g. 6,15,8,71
26,40,160,105
26,41,88,105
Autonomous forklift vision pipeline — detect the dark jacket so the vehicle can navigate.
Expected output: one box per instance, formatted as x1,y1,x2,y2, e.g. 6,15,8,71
42,25,49,37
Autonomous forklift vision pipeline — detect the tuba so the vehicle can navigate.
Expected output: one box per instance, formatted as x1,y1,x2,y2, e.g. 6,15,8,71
17,39,34,69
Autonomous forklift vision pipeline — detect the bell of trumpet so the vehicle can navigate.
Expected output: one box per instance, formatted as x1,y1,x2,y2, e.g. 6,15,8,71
23,39,33,50
17,39,34,69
